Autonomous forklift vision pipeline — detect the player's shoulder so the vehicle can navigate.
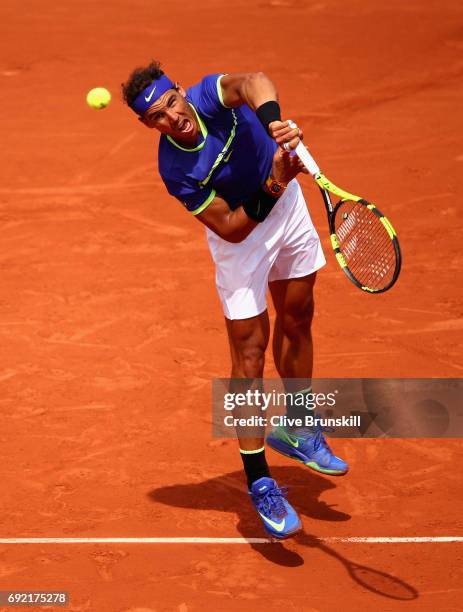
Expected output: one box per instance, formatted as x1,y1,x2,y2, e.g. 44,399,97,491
186,73,227,118
186,73,223,97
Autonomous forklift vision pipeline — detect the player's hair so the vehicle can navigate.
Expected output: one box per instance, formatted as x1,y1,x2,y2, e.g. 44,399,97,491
121,60,165,106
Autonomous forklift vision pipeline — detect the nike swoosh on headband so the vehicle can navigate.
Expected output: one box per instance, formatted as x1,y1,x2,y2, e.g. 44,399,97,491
144,85,157,102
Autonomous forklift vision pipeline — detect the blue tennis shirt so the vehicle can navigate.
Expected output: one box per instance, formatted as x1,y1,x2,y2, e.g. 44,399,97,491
158,74,277,214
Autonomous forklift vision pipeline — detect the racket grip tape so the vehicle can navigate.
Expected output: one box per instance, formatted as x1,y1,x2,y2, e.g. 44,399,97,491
295,142,320,177
286,120,321,177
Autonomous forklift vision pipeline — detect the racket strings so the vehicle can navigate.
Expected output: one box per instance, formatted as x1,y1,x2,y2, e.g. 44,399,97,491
335,202,396,290
341,227,394,287
343,229,394,288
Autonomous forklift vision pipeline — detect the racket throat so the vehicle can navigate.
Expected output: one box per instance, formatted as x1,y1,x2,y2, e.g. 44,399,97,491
319,186,334,215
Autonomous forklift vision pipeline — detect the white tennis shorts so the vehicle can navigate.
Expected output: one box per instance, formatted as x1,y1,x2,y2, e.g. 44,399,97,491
205,179,326,320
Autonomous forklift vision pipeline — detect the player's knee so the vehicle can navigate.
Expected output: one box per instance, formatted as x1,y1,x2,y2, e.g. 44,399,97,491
280,299,314,337
234,344,265,377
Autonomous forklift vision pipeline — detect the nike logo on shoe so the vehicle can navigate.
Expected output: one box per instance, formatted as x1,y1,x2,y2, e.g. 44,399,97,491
287,435,299,448
144,85,157,102
258,513,286,532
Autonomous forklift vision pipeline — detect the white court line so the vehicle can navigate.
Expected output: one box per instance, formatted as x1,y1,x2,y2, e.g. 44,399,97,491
0,537,462,545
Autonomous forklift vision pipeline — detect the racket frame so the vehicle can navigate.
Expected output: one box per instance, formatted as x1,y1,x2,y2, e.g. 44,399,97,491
294,141,402,293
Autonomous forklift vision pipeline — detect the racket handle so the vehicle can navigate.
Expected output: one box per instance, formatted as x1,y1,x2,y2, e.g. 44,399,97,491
287,120,321,177
295,142,320,177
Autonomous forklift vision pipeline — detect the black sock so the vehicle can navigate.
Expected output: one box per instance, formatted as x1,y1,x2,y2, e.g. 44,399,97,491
240,447,271,489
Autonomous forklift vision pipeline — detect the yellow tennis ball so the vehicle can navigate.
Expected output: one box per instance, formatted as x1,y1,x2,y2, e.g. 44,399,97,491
86,87,111,109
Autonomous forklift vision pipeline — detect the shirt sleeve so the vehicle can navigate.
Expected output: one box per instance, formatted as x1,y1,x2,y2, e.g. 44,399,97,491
163,177,216,215
191,74,229,120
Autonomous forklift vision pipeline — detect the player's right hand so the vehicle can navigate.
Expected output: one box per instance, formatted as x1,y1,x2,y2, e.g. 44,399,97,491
268,119,303,151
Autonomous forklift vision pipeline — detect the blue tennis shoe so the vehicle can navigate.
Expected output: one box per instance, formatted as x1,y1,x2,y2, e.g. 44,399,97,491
266,425,349,475
249,477,302,539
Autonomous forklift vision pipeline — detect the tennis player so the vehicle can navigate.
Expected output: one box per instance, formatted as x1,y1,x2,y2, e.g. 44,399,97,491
122,62,348,539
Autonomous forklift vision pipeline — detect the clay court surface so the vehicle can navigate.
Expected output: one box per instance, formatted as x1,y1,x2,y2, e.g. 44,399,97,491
1,0,462,610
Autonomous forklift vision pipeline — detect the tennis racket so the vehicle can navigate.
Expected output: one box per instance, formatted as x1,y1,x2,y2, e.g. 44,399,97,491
290,126,401,293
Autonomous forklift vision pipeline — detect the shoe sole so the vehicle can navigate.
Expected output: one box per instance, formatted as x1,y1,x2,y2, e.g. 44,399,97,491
266,437,348,476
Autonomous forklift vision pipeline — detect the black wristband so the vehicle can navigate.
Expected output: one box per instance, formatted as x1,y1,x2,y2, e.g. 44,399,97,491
243,186,280,222
256,101,281,135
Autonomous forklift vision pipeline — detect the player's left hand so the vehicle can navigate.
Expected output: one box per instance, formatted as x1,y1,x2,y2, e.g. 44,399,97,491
271,144,309,185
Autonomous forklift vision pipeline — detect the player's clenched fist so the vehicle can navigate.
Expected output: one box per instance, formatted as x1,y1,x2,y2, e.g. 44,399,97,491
268,119,303,152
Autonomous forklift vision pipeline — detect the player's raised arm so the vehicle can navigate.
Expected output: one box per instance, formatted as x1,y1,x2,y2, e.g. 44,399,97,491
219,72,302,151
219,72,278,109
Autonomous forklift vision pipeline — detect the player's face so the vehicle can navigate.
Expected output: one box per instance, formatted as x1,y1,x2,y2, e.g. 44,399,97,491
142,87,199,146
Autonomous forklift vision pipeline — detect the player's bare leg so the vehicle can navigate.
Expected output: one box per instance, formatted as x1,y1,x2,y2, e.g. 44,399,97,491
269,273,316,381
268,272,348,475
226,311,302,537
225,311,269,452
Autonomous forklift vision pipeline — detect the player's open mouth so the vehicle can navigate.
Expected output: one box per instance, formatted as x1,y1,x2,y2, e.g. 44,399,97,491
179,120,192,133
